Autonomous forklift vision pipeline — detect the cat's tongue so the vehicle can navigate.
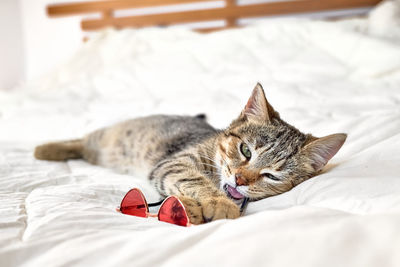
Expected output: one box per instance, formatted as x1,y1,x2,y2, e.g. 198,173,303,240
227,185,245,199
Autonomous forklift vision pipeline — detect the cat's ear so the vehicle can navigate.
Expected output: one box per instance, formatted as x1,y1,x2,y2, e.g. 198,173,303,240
242,83,279,122
302,133,347,172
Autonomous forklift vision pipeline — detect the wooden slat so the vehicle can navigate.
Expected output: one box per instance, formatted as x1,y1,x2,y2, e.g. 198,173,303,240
225,0,237,27
80,0,381,30
47,0,218,16
196,25,239,33
102,10,113,19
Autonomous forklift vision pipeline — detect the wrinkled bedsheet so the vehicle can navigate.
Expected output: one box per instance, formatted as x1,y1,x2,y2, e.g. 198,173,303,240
1,12,400,267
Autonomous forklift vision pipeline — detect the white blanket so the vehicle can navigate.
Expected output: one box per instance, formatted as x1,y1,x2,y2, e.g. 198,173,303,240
1,7,400,267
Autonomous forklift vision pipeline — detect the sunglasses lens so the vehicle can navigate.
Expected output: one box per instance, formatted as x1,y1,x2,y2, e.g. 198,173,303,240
120,189,147,217
158,197,189,226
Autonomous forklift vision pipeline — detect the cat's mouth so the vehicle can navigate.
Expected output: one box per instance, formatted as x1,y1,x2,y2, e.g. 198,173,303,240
223,184,245,200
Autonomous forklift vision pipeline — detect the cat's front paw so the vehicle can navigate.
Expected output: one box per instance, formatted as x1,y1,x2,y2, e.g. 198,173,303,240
179,196,240,224
179,196,204,225
201,196,240,222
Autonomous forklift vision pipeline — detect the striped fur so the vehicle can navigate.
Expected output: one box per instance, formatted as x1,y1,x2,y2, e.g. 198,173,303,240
34,84,346,224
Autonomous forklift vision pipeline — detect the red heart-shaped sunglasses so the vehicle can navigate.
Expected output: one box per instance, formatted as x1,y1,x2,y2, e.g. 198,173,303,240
117,188,249,227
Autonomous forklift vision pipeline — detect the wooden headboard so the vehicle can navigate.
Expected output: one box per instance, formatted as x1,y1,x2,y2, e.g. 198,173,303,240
47,0,382,32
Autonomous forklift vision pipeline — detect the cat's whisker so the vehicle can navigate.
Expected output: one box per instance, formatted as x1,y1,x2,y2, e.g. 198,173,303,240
220,157,231,172
198,154,219,165
201,163,218,169
198,153,216,161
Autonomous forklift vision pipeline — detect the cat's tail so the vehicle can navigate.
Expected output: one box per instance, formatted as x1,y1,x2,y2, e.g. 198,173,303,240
34,139,83,161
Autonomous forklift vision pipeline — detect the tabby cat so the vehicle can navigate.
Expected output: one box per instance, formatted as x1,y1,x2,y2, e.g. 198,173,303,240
34,84,346,224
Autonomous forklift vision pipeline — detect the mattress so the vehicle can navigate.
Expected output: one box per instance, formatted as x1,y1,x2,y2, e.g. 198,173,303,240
1,5,400,267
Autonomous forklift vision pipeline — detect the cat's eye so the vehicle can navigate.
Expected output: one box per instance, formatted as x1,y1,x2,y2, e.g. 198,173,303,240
263,173,280,181
240,143,251,159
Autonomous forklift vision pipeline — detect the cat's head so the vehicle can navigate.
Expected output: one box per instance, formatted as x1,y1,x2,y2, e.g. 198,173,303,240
216,83,346,201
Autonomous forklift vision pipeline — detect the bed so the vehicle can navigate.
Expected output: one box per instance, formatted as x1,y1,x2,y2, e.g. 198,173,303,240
1,0,400,266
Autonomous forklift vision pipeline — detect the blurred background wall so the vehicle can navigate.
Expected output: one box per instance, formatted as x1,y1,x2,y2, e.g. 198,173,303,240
19,0,84,84
0,0,84,90
0,0,24,90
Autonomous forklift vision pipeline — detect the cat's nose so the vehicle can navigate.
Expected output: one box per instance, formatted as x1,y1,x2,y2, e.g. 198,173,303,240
235,173,246,186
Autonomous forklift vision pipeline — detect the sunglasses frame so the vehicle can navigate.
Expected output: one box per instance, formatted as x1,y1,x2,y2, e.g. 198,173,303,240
117,188,192,227
117,188,250,226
